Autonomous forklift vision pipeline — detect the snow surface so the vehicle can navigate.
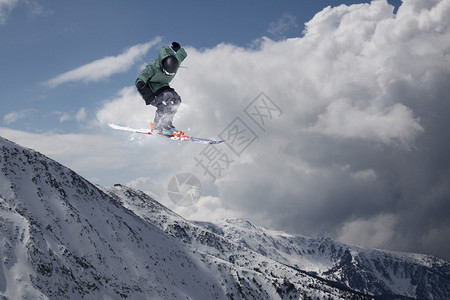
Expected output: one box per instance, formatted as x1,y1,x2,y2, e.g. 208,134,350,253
1,135,449,299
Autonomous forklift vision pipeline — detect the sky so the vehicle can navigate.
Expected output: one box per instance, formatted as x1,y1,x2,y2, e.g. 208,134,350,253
1,0,450,261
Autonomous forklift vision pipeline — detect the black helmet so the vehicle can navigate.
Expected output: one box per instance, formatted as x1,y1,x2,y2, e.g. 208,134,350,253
162,55,179,75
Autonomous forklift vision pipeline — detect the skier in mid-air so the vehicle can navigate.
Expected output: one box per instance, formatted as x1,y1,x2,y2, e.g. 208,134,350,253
135,42,187,136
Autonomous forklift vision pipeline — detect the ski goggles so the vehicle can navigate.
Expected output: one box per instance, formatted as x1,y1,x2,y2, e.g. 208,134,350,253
163,68,176,76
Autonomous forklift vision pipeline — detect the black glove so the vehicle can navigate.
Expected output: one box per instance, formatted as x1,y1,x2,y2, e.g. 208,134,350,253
171,42,181,52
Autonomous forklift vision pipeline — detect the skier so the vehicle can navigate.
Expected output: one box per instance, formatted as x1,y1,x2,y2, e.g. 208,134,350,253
135,42,187,136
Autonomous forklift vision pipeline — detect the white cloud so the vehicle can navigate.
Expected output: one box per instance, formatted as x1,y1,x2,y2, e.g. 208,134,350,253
3,109,34,124
58,107,87,123
2,0,450,259
45,38,161,87
75,107,87,122
0,0,48,24
0,0,19,24
337,214,397,249
268,13,298,38
0,127,165,186
172,195,245,223
307,99,424,147
350,169,377,182
126,177,164,199
59,113,71,123
95,86,148,128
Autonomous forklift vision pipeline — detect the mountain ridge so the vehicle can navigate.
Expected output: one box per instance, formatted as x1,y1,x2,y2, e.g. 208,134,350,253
195,218,449,299
1,135,449,299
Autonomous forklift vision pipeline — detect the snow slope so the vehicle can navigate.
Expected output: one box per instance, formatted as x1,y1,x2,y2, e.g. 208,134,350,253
0,136,369,299
1,135,449,299
100,184,370,300
0,137,231,299
103,186,450,300
196,219,450,299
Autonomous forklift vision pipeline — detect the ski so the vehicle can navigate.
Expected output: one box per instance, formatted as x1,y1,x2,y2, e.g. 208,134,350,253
108,123,225,145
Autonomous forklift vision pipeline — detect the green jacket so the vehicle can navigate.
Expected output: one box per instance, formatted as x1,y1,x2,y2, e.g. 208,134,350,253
136,46,187,93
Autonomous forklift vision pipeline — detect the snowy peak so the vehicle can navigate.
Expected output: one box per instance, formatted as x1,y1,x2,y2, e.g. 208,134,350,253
1,135,449,300
0,136,369,299
0,137,231,299
102,184,372,299
103,183,450,299
197,218,450,299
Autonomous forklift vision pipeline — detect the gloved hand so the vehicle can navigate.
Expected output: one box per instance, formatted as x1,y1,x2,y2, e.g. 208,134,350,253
171,42,181,52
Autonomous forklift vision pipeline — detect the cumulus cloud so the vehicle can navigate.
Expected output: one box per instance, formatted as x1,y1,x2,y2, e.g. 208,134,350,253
158,0,448,259
174,195,245,223
44,38,161,87
338,214,397,249
307,100,424,147
3,0,450,260
95,86,147,128
0,126,158,186
86,0,450,259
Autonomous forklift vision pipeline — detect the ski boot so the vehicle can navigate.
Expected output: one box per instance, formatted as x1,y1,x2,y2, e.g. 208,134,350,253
151,122,184,137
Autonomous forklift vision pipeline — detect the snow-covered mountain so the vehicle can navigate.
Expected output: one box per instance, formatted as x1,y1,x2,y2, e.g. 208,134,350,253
196,219,450,299
0,135,449,300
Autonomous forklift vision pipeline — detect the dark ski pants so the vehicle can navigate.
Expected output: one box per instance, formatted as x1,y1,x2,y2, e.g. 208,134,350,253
136,81,181,129
152,90,181,129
